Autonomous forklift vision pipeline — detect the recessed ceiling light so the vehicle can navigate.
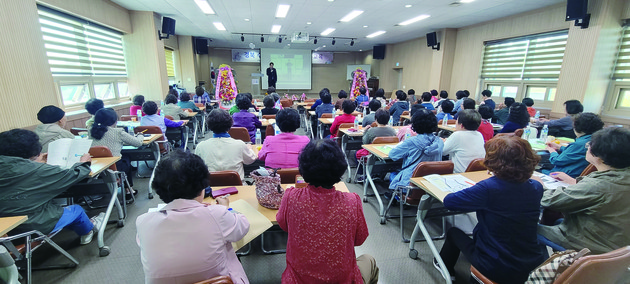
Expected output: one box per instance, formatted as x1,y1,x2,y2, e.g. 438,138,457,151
213,22,226,31
306,22,312,25
359,49,363,51
366,31,386,38
398,14,430,26
405,4,412,8
271,25,281,33
322,45,326,47
328,0,334,2
363,25,368,28
320,28,335,36
194,0,215,14
340,10,363,22
460,0,474,2
276,4,291,18
244,18,250,21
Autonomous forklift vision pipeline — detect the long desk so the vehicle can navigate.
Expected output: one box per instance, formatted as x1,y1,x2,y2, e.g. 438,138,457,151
0,216,28,236
90,157,121,178
362,143,403,224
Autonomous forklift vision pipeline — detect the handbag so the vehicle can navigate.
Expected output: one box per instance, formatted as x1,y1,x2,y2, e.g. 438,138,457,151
526,248,590,284
250,167,284,209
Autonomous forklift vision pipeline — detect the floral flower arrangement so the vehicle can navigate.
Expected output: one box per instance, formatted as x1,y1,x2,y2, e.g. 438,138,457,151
215,64,237,104
350,68,369,99
301,93,306,101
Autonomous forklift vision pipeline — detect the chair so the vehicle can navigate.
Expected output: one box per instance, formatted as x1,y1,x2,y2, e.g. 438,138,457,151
445,119,457,124
120,115,135,121
164,115,174,120
228,127,251,143
265,124,275,138
554,246,630,284
371,121,378,128
337,123,354,135
321,113,332,118
353,136,400,183
208,171,242,186
134,126,169,155
399,111,410,125
89,146,134,206
280,99,293,108
514,128,524,137
465,158,486,172
70,127,87,136
580,164,596,176
193,275,234,284
470,266,498,284
195,103,204,108
277,168,300,184
372,136,399,144
262,115,276,119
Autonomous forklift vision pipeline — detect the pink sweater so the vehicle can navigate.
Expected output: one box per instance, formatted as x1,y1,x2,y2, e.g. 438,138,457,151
258,133,310,169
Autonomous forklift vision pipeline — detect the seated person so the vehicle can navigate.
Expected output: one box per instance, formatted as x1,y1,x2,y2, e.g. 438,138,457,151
277,139,379,284
329,100,357,138
523,97,536,117
542,113,604,178
267,87,282,110
137,150,250,284
435,100,454,122
477,105,495,142
443,110,486,173
419,92,435,111
309,88,330,111
130,94,145,116
453,98,475,120
258,108,310,168
177,92,200,112
161,94,187,119
362,99,382,127
85,98,104,128
34,105,75,153
373,88,387,109
90,108,144,196
334,90,348,110
538,100,583,139
260,96,279,116
355,87,370,105
434,90,449,111
492,97,515,125
388,90,410,124
356,110,398,160
438,135,545,283
195,109,256,180
389,109,444,191
232,94,262,142
479,89,495,110
193,86,211,105
140,101,185,133
430,89,439,103
407,89,417,103
452,90,469,113
229,93,258,115
397,104,425,141
315,92,334,118
499,102,529,134
539,127,630,254
0,129,103,245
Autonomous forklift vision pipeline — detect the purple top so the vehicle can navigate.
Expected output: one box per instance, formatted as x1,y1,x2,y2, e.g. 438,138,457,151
258,133,310,168
232,110,262,142
141,114,184,133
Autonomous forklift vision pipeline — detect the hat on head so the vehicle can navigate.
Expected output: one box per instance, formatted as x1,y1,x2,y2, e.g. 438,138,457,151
37,105,65,124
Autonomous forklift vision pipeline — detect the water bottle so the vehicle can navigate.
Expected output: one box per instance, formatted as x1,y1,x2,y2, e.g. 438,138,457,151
354,116,359,129
128,125,134,135
405,132,411,141
534,111,540,120
442,117,448,126
540,125,549,142
255,129,261,145
529,127,538,140
160,100,165,108
362,107,366,117
388,117,393,126
274,123,281,135
258,111,262,120
522,127,531,140
136,109,142,120
332,109,337,119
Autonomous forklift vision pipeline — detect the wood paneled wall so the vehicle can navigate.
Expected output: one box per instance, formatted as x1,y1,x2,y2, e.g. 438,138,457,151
38,0,131,33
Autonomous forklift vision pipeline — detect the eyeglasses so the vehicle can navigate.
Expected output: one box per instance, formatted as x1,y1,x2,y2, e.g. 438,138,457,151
585,141,591,149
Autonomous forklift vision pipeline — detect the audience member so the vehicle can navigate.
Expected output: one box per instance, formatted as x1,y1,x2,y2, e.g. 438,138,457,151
355,87,369,105
34,105,74,153
373,88,387,109
453,98,476,120
330,100,357,138
232,94,262,142
477,105,495,142
522,98,536,117
538,100,583,139
193,86,211,105
419,92,435,111
430,89,439,103
140,101,185,133
453,90,469,112
434,90,449,111
261,96,278,116
436,100,454,122
356,109,397,160
389,90,409,124
130,94,145,116
443,109,486,173
362,99,382,127
85,98,104,128
479,90,495,110
407,89,417,103
258,109,310,168
315,92,334,118
397,104,425,141
499,102,529,134
492,97,515,125
161,94,187,119
309,88,330,110
334,90,348,110
177,92,200,112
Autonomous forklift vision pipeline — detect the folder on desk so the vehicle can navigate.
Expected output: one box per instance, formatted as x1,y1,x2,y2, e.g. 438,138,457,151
424,174,476,193
532,172,570,190
230,200,273,251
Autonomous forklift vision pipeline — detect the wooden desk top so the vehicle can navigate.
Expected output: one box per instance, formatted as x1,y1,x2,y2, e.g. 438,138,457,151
438,124,458,131
142,133,163,145
401,115,411,121
295,102,308,106
90,156,121,177
198,106,206,111
250,144,262,156
410,171,492,202
260,119,276,127
0,216,28,235
362,143,399,159
186,112,198,117
318,118,335,124
338,126,402,137
203,182,349,223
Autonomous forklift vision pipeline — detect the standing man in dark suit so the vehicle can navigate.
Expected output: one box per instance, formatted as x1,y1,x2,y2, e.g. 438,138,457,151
266,62,277,88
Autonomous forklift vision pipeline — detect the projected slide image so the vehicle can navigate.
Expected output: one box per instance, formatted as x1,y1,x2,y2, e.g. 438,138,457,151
261,48,312,90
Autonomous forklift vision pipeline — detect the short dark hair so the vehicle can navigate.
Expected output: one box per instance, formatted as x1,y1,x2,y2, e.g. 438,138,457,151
368,99,381,111
522,97,534,107
590,127,630,169
421,92,432,102
342,99,355,114
270,62,274,65
267,86,276,93
411,109,438,134
441,100,454,114
504,97,516,107
439,90,448,99
0,129,42,159
408,89,416,95
208,109,233,133
430,90,438,97
90,108,118,140
463,98,476,110
298,139,347,188
463,90,470,97
573,112,604,136
152,149,209,203
457,109,482,130
338,90,348,99
481,90,492,98
165,94,178,105
168,89,178,97
236,93,252,110
374,109,390,125
195,87,205,97
180,92,191,102
321,93,332,104
263,96,275,108
142,101,158,115
455,90,467,99
244,93,253,102
359,87,366,95
478,105,494,120
319,88,330,99
564,100,583,115
85,98,104,115
395,90,407,101
484,135,540,183
507,102,530,127
132,95,145,106
411,104,425,116
374,88,385,98
276,108,300,133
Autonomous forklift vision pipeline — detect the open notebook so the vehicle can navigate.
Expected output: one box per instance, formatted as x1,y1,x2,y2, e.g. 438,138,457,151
423,174,477,193
47,138,92,169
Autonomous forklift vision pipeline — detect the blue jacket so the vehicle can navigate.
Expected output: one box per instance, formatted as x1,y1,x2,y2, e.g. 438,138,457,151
310,99,323,110
453,98,465,112
315,103,335,118
542,134,591,178
436,112,453,122
499,121,526,133
388,133,443,189
421,103,435,111
389,101,409,124
355,94,369,105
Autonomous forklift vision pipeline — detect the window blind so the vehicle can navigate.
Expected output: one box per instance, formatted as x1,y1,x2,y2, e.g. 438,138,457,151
612,27,630,80
165,48,175,77
37,6,127,77
481,31,568,80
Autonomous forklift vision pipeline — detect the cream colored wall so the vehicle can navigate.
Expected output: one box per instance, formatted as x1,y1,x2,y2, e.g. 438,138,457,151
378,38,434,95
38,0,131,33
177,36,198,91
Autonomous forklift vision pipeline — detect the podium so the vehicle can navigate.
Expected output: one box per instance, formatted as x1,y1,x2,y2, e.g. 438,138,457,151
251,73,264,97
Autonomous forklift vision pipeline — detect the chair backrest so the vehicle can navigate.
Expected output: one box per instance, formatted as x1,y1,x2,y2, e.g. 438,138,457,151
89,146,117,171
514,128,524,137
305,99,316,103
465,158,486,172
120,115,135,121
228,127,251,143
182,108,193,112
471,266,498,284
407,161,455,201
195,103,204,107
277,168,300,184
337,122,354,133
266,124,274,137
262,115,276,119
208,171,242,187
580,164,596,177
372,136,399,144
280,99,293,108
70,127,87,136
446,119,457,124
554,246,630,284
134,126,167,152
193,275,234,284
321,113,333,118
402,111,410,116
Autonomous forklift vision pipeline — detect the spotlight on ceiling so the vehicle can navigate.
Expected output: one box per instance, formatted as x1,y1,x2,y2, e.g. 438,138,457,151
332,38,336,45
350,39,354,46
261,35,264,42
279,37,282,43
241,34,244,42
314,38,318,44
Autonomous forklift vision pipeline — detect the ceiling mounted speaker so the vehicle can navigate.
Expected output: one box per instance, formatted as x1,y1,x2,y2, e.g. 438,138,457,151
314,38,318,44
241,34,244,42
350,39,354,46
261,35,264,42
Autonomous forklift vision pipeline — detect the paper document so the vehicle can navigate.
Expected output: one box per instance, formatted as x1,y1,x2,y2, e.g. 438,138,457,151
230,199,273,251
374,142,403,155
424,174,476,193
47,138,92,169
327,118,334,123
532,172,570,190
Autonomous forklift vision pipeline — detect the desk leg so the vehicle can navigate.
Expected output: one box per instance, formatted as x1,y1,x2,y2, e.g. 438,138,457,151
341,134,353,183
96,171,124,257
363,155,386,224
192,118,198,146
318,124,323,140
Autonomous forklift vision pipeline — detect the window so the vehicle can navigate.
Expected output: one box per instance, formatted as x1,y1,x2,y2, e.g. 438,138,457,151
488,85,518,97
165,48,175,78
603,26,630,117
612,28,630,80
94,83,115,100
60,84,89,105
616,88,630,108
526,86,556,101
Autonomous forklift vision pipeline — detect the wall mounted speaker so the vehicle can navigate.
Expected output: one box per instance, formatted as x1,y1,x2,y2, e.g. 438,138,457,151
194,37,208,55
373,45,386,60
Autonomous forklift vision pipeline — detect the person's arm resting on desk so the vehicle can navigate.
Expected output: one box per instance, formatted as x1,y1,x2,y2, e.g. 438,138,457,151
443,182,489,212
541,180,598,213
